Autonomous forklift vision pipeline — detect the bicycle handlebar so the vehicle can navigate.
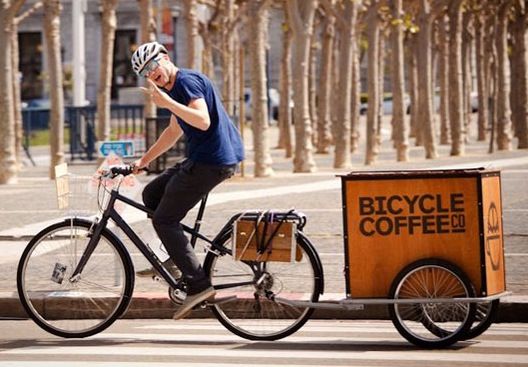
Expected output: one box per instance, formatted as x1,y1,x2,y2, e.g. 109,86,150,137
102,165,148,179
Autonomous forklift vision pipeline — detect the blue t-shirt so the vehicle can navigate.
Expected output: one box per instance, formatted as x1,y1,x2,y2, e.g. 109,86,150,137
165,69,244,166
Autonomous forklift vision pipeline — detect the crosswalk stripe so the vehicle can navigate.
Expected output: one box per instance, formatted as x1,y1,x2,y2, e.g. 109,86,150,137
0,362,374,367
133,322,528,336
2,321,527,366
4,345,528,364
94,332,528,349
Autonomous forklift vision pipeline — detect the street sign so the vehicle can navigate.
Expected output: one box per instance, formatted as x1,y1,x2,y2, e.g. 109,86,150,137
97,140,135,158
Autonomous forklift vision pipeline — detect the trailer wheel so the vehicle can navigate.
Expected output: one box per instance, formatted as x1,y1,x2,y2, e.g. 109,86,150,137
388,258,476,348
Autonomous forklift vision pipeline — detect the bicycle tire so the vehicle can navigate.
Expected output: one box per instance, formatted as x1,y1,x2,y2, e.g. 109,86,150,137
423,291,499,340
203,230,323,341
463,299,500,340
388,258,476,348
17,218,134,338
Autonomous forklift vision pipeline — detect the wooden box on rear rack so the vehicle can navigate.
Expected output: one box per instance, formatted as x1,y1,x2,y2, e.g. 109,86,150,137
340,168,505,298
233,219,300,262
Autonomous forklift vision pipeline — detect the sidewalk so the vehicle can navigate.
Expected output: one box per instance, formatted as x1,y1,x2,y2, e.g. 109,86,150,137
1,124,528,322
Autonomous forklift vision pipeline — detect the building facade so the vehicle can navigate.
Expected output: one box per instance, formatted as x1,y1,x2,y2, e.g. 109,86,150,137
17,0,284,106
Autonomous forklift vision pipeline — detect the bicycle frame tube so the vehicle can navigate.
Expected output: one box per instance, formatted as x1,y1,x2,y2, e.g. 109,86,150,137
72,187,219,289
110,197,255,290
117,193,213,246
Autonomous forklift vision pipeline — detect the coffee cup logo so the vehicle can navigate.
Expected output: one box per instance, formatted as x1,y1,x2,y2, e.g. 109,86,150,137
486,202,501,271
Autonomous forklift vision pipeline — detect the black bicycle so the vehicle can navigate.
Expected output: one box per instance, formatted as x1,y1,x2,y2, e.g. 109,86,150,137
17,166,324,340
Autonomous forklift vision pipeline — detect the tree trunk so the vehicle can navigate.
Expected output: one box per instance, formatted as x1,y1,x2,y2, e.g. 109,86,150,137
495,2,512,150
44,0,64,179
221,0,236,116
376,31,385,151
249,1,273,177
448,0,465,156
334,1,358,168
200,29,214,79
462,10,473,140
139,0,157,118
316,5,334,154
405,34,419,142
0,4,18,184
184,0,199,69
331,31,340,143
96,0,118,160
11,21,23,169
365,3,380,165
350,32,360,153
309,24,319,147
417,0,437,159
278,17,293,157
475,13,489,141
287,0,317,172
511,3,528,148
438,15,450,145
391,0,408,161
487,10,499,152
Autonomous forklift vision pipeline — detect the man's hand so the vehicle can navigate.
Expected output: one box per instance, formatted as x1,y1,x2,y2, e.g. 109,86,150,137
140,79,172,109
131,158,148,175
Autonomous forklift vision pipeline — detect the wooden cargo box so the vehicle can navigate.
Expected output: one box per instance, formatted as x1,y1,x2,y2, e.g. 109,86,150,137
233,220,299,262
340,169,505,298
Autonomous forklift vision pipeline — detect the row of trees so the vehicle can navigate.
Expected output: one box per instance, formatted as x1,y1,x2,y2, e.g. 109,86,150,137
1,0,527,184
0,0,157,183
192,0,528,176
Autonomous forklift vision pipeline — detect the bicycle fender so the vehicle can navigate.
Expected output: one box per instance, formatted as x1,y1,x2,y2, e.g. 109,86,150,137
296,231,325,295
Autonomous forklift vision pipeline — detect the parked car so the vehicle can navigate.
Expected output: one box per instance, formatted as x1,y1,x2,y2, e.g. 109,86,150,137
22,98,51,130
244,88,280,122
359,94,411,115
470,91,479,113
23,98,51,109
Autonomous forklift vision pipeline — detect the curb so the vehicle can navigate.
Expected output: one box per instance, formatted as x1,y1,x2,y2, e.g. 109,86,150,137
4,294,528,322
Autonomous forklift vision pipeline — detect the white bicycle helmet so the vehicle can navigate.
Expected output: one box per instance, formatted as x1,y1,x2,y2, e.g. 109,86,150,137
131,41,168,76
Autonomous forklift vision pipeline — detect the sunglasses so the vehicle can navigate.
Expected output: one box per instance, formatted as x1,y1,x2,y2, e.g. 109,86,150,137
139,57,161,77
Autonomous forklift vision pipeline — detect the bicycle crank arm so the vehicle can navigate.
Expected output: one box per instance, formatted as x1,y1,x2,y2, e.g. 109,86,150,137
201,295,237,308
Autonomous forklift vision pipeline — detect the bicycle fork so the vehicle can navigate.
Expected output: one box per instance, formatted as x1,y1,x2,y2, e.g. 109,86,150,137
69,216,109,282
69,185,120,282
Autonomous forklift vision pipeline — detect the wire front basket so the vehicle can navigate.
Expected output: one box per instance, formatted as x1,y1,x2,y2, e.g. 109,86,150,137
55,173,100,217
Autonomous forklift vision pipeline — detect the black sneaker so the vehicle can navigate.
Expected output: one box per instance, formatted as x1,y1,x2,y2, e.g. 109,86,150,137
172,286,216,320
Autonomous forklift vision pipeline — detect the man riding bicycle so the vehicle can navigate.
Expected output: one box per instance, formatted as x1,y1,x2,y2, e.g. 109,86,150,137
130,41,244,319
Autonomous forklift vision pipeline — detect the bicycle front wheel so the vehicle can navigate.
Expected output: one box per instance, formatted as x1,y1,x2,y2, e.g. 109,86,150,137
204,231,322,341
17,218,134,338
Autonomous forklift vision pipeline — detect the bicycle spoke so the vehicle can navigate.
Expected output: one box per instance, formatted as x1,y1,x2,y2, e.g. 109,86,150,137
206,233,320,340
18,220,132,338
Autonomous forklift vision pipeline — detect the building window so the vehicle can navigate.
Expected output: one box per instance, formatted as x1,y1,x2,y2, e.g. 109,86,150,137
112,29,137,100
18,32,43,100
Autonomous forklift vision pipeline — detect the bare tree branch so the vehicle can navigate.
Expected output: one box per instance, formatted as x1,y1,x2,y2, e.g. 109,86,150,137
9,0,27,17
286,0,303,32
197,0,217,7
14,1,42,24
319,0,347,29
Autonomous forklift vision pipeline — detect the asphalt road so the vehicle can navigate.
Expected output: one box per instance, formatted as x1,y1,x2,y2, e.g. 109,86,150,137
0,319,527,366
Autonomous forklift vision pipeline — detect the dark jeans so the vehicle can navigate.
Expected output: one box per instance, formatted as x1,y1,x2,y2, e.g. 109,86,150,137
142,159,236,295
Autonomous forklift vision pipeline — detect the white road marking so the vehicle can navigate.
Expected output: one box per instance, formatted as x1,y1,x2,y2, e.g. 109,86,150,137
2,154,528,238
4,345,528,364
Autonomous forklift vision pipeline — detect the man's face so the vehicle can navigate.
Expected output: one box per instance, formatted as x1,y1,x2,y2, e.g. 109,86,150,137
146,55,171,88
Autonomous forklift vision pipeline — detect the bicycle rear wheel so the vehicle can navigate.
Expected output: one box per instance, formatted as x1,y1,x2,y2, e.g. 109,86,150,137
17,218,134,338
204,232,322,341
